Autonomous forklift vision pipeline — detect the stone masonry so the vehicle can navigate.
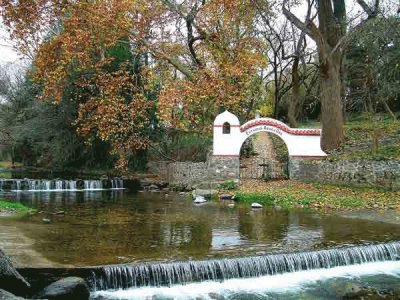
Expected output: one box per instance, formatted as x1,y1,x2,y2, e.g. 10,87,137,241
289,158,400,190
148,157,399,190
147,156,239,189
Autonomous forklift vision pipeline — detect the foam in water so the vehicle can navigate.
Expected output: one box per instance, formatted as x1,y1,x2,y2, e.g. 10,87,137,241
84,180,103,191
92,260,400,300
0,178,121,191
111,179,125,190
90,241,400,291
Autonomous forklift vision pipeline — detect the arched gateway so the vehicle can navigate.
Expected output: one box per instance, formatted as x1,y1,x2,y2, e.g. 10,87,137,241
213,111,327,158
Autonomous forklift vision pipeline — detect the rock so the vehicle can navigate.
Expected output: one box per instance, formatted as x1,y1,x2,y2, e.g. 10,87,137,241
219,193,234,200
192,189,218,199
208,292,225,300
0,249,30,296
42,218,51,224
148,184,159,191
0,289,24,300
228,203,235,208
194,196,207,204
251,202,263,208
35,277,89,300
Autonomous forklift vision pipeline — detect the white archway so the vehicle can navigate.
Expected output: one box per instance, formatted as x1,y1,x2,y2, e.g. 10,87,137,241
213,111,327,158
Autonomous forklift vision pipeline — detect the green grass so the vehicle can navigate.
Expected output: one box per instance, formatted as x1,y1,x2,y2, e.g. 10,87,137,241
0,200,34,214
236,180,400,210
0,171,12,179
0,161,23,168
236,190,380,210
300,114,400,161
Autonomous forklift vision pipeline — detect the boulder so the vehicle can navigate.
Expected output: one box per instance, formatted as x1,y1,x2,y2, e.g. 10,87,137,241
0,289,24,300
35,277,89,300
0,249,30,296
251,203,263,208
193,196,207,204
148,184,159,191
192,189,218,199
219,193,235,200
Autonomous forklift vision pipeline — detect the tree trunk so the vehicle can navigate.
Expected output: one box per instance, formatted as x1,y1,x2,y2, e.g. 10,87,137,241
382,98,396,120
273,57,279,119
288,57,302,127
320,52,345,150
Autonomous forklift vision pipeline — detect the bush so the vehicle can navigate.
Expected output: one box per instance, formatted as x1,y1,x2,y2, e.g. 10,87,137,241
220,180,237,190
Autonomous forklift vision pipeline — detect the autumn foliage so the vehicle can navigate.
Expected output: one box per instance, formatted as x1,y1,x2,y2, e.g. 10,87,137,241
1,0,267,168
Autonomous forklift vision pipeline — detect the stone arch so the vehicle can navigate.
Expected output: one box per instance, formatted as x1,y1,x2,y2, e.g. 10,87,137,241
213,111,327,158
239,120,291,154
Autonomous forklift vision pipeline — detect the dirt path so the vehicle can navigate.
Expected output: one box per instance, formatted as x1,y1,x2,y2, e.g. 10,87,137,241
240,132,279,179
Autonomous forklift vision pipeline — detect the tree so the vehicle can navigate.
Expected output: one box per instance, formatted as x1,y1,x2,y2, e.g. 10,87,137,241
1,0,153,169
283,0,346,150
283,0,381,150
1,0,266,162
343,15,400,118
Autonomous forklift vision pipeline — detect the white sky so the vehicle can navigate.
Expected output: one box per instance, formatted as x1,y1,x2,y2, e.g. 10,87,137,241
0,21,20,63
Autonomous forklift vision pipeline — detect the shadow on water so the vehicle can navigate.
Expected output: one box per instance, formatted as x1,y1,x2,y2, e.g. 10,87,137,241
0,190,400,267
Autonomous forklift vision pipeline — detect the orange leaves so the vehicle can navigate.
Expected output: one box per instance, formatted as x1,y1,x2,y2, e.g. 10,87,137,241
1,0,135,103
77,69,152,168
157,0,267,131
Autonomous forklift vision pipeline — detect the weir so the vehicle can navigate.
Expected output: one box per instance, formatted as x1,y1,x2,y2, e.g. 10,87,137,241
90,241,400,291
0,178,125,191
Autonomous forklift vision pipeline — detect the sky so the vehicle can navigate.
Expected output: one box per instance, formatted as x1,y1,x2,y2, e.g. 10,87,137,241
0,22,20,64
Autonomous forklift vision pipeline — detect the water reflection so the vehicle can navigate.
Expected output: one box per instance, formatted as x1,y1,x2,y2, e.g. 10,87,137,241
0,190,399,267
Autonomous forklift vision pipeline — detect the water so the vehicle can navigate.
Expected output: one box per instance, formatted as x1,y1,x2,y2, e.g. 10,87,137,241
1,189,400,298
0,178,124,191
92,261,400,299
1,191,400,267
91,242,400,290
84,180,103,190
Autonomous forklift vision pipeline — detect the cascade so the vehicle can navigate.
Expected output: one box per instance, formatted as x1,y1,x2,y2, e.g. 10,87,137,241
90,241,400,291
84,180,103,190
0,179,121,191
111,178,124,189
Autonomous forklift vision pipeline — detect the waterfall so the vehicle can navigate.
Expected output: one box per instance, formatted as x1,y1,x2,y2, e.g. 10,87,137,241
55,180,64,190
0,178,127,191
15,180,22,191
90,241,400,291
84,180,103,190
111,178,124,189
68,180,77,190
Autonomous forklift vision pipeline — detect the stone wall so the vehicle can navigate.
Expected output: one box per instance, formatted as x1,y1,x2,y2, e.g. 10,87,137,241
289,158,400,190
147,156,240,188
148,157,400,190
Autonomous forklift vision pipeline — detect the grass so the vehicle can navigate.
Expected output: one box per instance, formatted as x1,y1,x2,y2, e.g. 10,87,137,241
234,180,400,210
330,114,400,161
0,200,34,215
298,114,400,161
0,161,23,168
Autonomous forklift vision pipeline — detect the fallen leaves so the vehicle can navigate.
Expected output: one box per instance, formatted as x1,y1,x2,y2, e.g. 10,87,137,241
237,179,400,211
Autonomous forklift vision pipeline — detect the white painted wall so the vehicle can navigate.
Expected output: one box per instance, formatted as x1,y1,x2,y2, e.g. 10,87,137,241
213,111,327,158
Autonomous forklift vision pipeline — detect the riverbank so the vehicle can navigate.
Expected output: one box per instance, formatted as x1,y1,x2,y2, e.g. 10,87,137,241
235,180,400,210
0,200,34,217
